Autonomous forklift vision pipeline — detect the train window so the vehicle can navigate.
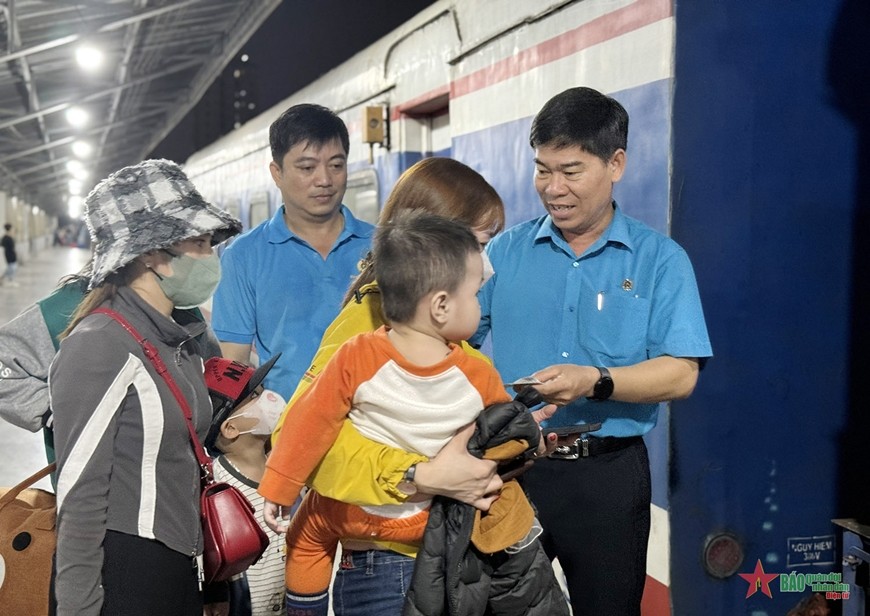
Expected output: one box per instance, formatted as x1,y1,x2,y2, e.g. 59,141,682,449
222,197,241,221
344,169,379,224
249,192,270,228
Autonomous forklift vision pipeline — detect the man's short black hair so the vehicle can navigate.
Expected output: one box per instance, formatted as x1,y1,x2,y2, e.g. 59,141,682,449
269,103,350,167
530,87,629,162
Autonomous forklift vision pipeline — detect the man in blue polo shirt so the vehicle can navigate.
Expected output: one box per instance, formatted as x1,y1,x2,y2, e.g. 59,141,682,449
472,87,712,615
212,104,373,399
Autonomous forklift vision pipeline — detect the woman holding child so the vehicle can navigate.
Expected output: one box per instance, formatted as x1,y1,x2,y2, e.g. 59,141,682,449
262,158,559,615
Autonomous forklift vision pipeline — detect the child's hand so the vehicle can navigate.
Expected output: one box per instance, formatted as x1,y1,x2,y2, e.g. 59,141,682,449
263,499,291,533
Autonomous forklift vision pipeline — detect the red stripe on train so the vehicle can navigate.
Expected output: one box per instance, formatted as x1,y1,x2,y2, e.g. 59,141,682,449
450,0,673,100
641,574,670,616
390,0,673,122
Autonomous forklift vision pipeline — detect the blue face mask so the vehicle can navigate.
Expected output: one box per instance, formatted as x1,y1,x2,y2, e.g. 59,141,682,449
153,251,222,309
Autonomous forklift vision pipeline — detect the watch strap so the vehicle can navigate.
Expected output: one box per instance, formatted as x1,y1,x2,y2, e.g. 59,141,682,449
588,366,614,401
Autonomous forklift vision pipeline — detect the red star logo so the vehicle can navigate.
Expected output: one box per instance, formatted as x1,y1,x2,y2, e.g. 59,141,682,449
738,559,779,598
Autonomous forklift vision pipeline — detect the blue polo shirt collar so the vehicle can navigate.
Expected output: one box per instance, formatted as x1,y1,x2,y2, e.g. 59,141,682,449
265,205,368,245
534,202,634,257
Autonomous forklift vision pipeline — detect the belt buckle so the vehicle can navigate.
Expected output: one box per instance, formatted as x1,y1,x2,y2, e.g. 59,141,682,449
550,434,590,460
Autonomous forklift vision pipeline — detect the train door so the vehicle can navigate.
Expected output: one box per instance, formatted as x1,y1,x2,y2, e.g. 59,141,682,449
401,92,451,159
378,92,452,205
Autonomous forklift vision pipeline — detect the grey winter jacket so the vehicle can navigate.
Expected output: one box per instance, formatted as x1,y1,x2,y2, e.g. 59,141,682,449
49,287,214,616
0,301,62,431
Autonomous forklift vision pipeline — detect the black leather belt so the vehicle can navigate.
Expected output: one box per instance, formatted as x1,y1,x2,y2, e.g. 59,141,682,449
550,434,642,460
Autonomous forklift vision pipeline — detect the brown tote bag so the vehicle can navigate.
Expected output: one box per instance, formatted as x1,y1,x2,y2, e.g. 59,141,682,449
0,463,57,615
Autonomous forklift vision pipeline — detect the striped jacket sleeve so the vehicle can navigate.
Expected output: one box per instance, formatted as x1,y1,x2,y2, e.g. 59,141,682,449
49,323,140,616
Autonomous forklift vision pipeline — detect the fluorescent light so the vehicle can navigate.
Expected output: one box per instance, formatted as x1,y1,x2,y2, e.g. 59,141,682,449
72,140,93,158
75,44,103,71
66,107,89,127
69,179,83,195
66,160,89,181
68,195,84,218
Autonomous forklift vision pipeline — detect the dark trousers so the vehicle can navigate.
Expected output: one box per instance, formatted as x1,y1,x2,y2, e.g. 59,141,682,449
522,438,651,616
100,530,203,616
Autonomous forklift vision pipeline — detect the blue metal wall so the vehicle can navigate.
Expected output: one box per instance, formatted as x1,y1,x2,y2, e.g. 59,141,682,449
669,1,860,613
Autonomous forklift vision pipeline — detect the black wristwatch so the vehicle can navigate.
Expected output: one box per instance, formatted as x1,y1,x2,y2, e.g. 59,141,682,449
397,464,418,496
587,366,614,401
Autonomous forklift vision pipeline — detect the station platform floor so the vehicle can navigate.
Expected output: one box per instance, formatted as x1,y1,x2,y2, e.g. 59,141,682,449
0,246,90,491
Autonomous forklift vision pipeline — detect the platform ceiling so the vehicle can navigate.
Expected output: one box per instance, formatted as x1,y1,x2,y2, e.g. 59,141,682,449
0,0,281,217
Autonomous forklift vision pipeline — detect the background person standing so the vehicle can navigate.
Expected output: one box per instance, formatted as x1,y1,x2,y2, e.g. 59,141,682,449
2,223,19,286
211,104,373,399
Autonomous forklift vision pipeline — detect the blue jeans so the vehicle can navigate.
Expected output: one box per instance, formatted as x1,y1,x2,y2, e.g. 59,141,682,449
332,549,414,616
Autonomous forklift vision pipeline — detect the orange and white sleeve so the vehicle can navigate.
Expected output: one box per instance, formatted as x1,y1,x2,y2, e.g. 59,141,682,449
259,335,381,505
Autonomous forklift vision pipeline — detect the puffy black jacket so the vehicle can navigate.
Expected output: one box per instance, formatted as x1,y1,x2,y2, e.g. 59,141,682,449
403,400,570,616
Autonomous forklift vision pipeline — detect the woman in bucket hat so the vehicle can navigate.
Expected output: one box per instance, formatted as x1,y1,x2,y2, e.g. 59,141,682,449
49,159,241,616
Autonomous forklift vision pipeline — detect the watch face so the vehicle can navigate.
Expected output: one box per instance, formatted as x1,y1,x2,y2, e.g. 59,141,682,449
592,366,614,400
397,480,417,496
595,376,614,399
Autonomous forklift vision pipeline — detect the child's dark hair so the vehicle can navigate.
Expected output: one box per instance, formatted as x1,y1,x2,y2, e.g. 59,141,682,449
373,210,481,324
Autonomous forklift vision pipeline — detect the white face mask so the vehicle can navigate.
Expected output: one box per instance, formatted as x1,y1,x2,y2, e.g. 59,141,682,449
481,250,495,283
234,389,286,435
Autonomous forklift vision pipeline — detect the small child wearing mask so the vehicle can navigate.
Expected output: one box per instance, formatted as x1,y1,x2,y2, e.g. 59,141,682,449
204,354,288,616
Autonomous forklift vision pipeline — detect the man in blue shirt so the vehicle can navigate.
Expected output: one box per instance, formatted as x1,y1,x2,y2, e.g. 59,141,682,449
472,87,712,615
212,104,373,399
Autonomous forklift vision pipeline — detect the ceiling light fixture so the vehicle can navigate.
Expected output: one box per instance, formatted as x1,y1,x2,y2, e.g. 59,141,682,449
65,107,89,128
68,195,84,219
72,140,94,158
75,44,104,71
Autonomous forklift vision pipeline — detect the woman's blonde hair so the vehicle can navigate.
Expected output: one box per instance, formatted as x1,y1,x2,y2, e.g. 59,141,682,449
344,157,504,305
